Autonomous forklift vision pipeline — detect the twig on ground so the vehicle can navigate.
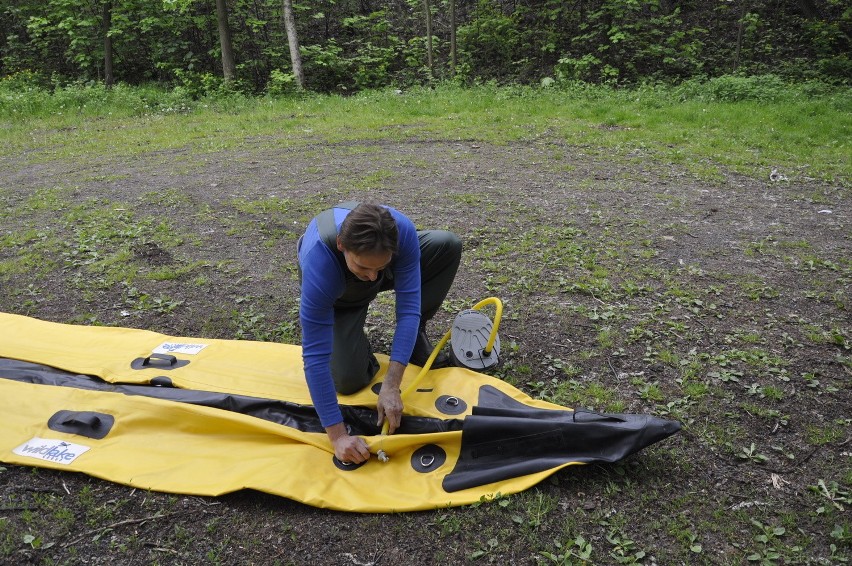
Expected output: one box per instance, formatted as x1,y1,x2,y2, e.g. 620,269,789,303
5,486,64,496
606,357,620,380
63,512,183,548
764,446,821,474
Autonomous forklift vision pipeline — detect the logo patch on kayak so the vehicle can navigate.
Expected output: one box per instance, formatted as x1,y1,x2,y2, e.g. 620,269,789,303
153,342,208,355
13,437,91,464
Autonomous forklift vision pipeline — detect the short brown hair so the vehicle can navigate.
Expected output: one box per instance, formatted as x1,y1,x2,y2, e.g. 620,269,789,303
338,203,399,255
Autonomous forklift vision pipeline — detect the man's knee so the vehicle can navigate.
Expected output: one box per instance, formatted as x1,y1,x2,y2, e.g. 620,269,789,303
419,230,462,266
429,230,461,252
442,231,462,261
331,353,378,395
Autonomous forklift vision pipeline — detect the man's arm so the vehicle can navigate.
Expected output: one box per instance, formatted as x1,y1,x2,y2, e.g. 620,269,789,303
386,211,421,368
379,211,421,434
299,236,348,432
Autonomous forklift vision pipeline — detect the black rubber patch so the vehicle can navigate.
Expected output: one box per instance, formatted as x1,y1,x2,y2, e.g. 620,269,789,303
130,353,189,371
411,445,446,473
47,411,115,439
150,376,174,387
332,456,366,471
435,395,467,415
371,382,382,395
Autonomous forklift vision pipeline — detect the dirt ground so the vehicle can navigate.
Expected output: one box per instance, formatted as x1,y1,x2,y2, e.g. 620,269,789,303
0,136,849,565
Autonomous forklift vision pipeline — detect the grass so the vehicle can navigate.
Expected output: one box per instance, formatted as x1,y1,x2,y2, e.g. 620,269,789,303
2,79,850,184
0,80,849,564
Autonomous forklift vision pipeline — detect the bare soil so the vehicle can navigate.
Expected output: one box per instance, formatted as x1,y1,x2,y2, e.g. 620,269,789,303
0,136,849,565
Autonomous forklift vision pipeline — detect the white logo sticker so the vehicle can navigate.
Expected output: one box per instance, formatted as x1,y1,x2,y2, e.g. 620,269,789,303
153,342,208,355
13,437,91,465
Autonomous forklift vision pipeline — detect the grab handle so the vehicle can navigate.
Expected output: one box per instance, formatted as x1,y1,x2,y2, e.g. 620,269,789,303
130,353,189,371
47,411,115,439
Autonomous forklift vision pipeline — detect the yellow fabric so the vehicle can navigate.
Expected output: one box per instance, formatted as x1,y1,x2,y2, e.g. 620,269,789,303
0,312,577,512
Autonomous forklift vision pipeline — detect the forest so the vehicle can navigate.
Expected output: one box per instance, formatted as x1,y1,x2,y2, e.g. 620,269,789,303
1,0,850,94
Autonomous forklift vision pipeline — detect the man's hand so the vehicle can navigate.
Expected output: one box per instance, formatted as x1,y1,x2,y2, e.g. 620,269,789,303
326,422,370,464
377,386,403,434
377,361,406,434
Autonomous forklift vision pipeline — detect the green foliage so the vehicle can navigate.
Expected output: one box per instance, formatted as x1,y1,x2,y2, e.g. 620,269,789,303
266,69,297,96
341,10,406,90
0,0,849,90
172,69,253,99
456,1,526,82
540,535,594,564
299,10,408,92
0,79,171,119
300,40,350,93
673,74,790,103
0,72,264,121
810,479,851,511
557,0,705,84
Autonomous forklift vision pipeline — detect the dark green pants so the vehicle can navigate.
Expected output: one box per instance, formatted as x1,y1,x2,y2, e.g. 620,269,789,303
331,230,462,394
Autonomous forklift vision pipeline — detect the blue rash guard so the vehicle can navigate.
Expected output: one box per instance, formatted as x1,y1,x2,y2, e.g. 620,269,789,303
298,206,421,428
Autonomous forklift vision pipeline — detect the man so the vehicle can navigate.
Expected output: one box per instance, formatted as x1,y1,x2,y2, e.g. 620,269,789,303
298,202,462,464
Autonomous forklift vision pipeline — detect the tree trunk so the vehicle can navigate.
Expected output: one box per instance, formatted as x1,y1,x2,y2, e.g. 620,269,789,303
733,2,746,73
282,0,304,88
449,0,456,75
424,0,433,77
103,0,114,88
215,0,237,82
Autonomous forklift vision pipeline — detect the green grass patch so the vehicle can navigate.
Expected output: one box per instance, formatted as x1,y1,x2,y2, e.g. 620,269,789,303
2,81,849,184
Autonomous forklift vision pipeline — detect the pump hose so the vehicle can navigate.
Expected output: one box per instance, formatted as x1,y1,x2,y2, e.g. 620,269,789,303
376,297,503,460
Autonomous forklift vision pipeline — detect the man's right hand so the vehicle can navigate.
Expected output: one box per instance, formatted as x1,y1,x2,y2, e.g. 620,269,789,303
326,422,371,464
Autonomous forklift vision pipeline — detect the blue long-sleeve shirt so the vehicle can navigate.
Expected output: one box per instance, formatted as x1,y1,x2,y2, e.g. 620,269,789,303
298,206,421,428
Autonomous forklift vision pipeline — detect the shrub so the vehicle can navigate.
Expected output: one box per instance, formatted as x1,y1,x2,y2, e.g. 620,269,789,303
674,74,790,103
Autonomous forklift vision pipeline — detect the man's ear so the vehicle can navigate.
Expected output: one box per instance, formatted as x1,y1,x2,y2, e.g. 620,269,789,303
336,236,344,252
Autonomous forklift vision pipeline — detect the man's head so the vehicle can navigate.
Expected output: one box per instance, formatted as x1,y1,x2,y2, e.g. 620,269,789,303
336,203,398,282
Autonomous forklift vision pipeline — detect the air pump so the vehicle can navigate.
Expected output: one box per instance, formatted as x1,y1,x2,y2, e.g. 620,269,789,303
449,298,502,370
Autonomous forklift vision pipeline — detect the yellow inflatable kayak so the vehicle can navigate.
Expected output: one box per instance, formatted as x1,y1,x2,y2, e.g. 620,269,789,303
0,312,680,512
